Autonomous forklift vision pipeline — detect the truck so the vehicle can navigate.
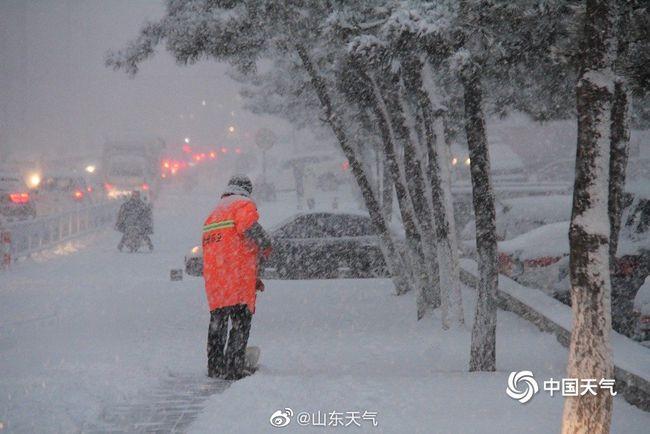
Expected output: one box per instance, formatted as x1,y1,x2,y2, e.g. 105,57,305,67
101,137,164,201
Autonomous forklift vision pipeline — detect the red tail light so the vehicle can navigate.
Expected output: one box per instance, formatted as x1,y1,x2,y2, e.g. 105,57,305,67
141,183,150,191
105,183,114,191
9,193,29,204
87,186,93,193
73,190,84,200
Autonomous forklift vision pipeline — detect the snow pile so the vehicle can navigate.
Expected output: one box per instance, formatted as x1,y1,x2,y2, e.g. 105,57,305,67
499,221,569,260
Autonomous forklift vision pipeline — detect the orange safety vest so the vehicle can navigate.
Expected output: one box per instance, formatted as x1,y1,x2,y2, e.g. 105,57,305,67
202,194,260,313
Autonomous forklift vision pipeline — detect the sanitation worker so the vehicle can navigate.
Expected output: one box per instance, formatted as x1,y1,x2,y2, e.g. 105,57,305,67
202,175,271,380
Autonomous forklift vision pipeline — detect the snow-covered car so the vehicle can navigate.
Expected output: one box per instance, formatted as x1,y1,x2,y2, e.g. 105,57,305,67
185,212,390,280
269,212,388,279
0,172,37,221
496,188,649,337
497,221,570,293
462,194,572,241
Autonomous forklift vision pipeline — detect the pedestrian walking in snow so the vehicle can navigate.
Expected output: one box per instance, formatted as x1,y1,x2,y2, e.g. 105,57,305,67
115,190,154,252
203,175,271,380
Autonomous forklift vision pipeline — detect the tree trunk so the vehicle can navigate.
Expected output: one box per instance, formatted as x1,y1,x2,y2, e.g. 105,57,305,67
405,56,464,327
382,72,441,317
359,64,430,303
382,161,393,224
561,1,615,433
295,44,411,295
434,114,465,326
461,66,498,372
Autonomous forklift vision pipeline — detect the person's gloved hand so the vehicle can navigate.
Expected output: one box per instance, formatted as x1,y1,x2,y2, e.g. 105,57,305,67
256,278,265,292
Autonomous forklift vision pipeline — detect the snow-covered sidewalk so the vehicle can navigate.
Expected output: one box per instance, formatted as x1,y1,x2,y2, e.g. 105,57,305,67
189,280,650,433
1,186,648,433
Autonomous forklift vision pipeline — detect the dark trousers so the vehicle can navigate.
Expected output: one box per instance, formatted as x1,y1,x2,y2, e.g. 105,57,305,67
207,304,252,378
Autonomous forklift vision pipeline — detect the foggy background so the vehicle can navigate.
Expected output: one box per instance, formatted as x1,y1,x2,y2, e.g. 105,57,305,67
0,0,292,163
1,0,645,169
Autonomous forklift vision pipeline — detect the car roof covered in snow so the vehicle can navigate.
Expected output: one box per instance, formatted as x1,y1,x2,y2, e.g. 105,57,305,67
269,211,371,232
499,221,570,260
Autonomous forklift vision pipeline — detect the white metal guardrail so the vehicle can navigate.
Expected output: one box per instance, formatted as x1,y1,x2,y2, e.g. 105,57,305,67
1,203,119,265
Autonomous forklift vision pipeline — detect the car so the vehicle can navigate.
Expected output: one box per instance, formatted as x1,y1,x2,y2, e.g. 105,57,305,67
185,212,391,280
35,174,93,213
461,194,572,241
268,212,388,279
496,188,649,337
0,172,37,221
185,246,203,277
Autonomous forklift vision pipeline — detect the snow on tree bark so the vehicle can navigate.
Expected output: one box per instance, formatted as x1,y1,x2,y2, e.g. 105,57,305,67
361,66,433,316
461,65,498,372
381,72,442,317
561,1,615,432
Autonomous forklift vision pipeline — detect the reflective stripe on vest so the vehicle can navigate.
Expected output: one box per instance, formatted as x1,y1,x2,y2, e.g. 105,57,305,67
203,220,235,233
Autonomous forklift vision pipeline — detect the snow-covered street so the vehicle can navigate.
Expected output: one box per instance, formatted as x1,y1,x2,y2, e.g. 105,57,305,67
2,1,650,432
1,188,648,433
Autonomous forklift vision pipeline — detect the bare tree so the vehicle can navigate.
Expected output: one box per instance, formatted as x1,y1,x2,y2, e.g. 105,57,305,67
461,62,498,372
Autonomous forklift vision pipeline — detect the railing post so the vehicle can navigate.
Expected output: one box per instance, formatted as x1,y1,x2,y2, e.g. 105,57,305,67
1,227,11,270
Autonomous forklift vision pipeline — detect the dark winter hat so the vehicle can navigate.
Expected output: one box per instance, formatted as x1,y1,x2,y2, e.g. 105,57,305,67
224,174,253,196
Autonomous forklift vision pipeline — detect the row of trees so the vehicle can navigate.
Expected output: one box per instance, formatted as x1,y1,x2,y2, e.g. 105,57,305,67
108,1,648,431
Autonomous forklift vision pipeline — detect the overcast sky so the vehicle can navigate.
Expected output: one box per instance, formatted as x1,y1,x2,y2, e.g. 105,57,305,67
0,0,291,163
